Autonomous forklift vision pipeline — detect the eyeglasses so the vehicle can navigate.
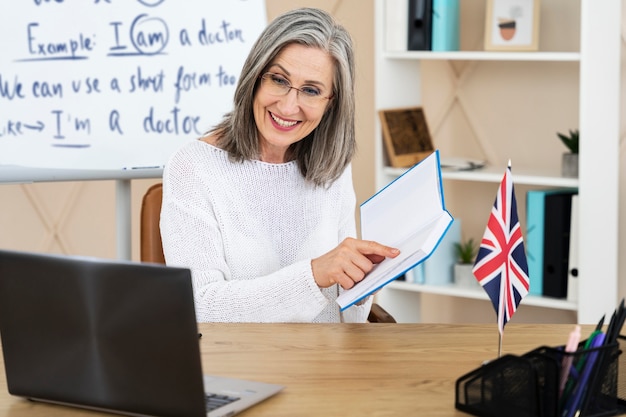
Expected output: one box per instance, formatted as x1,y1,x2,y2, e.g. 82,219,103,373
259,72,333,108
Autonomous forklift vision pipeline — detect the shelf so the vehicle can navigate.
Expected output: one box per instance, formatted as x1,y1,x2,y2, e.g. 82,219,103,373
382,165,580,188
384,51,581,62
375,0,620,324
385,281,578,311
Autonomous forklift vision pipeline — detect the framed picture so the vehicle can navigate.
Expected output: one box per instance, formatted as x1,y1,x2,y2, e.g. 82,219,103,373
484,0,540,51
378,107,434,168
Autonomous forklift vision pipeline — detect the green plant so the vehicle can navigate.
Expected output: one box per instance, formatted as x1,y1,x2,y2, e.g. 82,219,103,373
557,129,579,154
454,238,478,264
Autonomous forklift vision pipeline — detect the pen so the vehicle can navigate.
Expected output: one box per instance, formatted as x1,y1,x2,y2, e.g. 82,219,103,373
562,331,606,417
605,310,616,345
609,298,626,344
561,328,602,406
123,166,163,170
595,314,605,332
52,143,90,148
559,325,581,397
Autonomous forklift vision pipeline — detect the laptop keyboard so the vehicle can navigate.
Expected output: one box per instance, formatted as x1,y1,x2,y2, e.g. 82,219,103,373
205,393,240,412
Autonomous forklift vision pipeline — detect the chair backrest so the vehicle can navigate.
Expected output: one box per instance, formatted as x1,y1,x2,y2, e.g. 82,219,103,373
140,183,166,264
139,182,395,323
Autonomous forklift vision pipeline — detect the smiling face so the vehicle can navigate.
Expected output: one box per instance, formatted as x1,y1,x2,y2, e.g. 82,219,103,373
253,43,335,163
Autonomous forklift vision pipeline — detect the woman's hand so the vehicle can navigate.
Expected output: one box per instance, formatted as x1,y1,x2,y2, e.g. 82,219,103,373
311,238,400,289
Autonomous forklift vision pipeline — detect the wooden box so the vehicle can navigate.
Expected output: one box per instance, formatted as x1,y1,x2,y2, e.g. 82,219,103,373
379,107,434,168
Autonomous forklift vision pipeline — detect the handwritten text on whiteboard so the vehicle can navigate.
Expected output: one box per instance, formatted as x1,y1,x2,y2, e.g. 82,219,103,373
0,0,267,170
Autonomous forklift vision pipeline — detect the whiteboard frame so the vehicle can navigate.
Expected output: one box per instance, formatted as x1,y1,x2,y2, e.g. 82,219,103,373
0,169,163,260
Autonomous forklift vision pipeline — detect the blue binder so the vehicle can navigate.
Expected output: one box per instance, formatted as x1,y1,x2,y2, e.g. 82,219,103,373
432,0,459,51
526,190,548,296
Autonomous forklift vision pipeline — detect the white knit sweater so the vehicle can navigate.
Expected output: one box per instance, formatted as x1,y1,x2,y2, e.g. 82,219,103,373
160,140,371,322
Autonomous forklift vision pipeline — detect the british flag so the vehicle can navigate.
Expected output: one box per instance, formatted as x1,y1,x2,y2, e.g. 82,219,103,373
472,165,530,334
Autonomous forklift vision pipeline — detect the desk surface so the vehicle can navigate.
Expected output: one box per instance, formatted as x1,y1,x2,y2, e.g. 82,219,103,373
0,323,593,417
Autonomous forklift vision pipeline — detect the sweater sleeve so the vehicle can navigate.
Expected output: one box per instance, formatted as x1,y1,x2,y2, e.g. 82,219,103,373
160,147,332,322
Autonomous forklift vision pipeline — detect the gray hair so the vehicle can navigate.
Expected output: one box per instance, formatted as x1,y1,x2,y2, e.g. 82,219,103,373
210,7,356,187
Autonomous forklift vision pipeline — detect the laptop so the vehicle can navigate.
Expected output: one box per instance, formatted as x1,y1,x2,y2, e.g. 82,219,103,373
0,249,283,417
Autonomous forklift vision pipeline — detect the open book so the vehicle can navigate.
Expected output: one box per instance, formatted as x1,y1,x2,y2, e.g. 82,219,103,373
336,150,453,310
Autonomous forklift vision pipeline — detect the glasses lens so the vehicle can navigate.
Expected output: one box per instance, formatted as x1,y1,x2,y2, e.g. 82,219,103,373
264,73,290,95
262,73,326,107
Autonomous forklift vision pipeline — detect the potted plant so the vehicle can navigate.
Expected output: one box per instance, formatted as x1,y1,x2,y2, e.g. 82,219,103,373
557,129,579,178
453,238,479,288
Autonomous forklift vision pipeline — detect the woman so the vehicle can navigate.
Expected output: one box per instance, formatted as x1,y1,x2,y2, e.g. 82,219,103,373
160,7,399,322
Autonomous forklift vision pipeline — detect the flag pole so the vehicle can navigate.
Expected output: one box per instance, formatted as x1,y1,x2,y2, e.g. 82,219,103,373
499,157,510,359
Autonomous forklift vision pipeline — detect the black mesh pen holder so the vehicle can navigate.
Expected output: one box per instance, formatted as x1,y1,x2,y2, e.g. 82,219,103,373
455,337,625,417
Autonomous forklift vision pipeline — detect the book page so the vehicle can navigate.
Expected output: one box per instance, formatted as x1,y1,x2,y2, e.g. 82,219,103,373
360,151,443,247
336,211,453,309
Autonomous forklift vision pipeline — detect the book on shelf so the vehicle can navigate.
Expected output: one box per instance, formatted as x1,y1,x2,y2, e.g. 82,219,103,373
405,263,425,284
525,188,577,299
526,189,551,296
567,194,579,302
385,0,409,51
384,0,460,52
432,0,459,51
336,150,454,310
423,217,460,285
407,0,433,50
542,191,577,298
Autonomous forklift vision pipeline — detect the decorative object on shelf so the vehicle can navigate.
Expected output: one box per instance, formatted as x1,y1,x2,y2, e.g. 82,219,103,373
379,106,434,168
484,0,540,51
453,237,479,288
557,129,579,178
440,157,485,171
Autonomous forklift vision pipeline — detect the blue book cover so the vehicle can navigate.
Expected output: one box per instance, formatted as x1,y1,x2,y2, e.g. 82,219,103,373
432,0,459,51
526,190,548,296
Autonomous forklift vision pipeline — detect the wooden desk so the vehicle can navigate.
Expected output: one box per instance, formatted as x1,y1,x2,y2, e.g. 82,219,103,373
0,323,596,417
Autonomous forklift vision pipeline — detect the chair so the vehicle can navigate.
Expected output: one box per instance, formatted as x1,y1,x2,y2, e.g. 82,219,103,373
140,183,167,265
140,183,395,323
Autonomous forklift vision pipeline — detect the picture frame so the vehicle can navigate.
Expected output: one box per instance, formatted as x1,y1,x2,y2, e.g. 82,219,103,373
484,0,540,51
378,107,434,168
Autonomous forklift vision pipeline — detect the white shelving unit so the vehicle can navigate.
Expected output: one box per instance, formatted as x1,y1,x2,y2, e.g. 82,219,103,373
387,166,580,188
373,0,621,324
385,51,580,62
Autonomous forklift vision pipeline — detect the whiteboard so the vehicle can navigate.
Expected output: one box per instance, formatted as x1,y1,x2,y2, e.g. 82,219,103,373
0,0,267,181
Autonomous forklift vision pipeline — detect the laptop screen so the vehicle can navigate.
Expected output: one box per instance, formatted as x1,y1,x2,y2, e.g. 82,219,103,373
0,250,207,417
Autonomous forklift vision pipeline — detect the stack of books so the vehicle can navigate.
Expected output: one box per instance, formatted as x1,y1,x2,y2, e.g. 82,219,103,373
385,0,460,52
526,188,578,301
